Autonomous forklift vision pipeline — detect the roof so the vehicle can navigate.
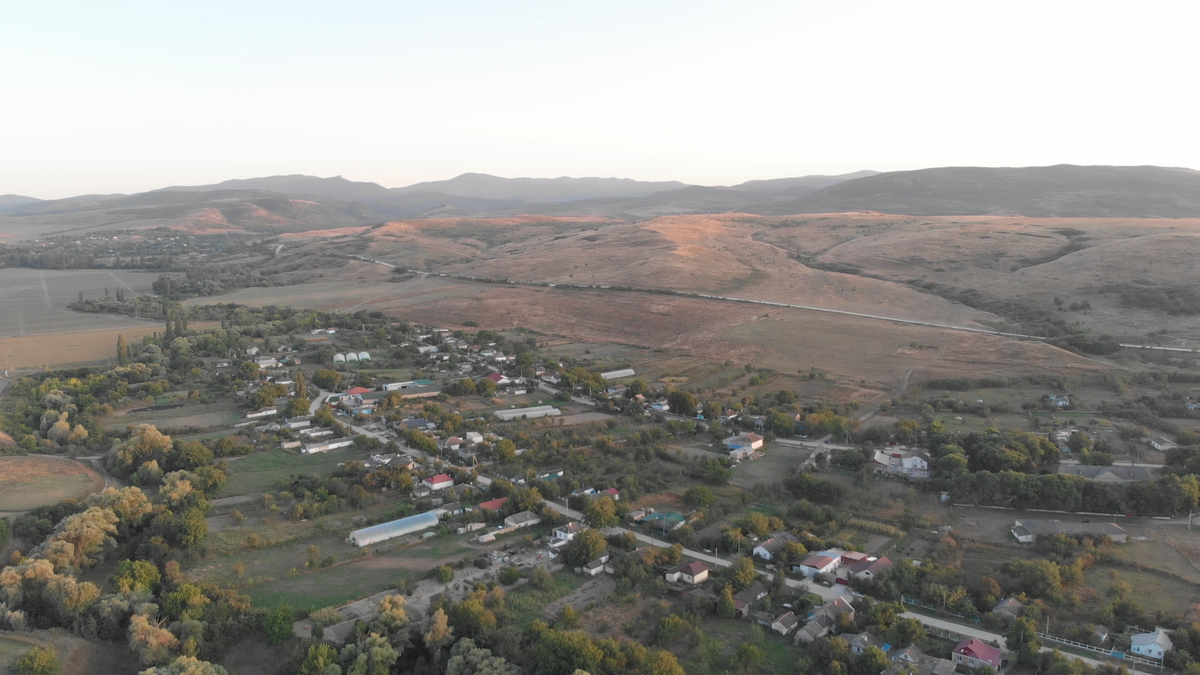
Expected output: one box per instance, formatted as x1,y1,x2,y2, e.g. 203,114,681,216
846,631,888,651
1057,465,1157,481
1015,520,1127,538
346,386,373,395
1130,629,1173,650
486,372,505,382
426,473,454,484
734,583,767,603
477,497,508,511
349,511,439,545
849,556,894,576
774,611,799,628
671,561,709,577
800,553,838,569
992,597,1024,613
506,510,540,525
953,638,1002,663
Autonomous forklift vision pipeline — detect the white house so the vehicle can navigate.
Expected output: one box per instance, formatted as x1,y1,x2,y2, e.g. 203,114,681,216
796,551,840,578
423,474,454,491
1130,628,1173,660
465,431,485,445
726,433,764,452
871,449,931,478
664,561,709,585
551,522,585,547
771,611,799,636
729,446,755,462
752,534,794,561
504,511,542,529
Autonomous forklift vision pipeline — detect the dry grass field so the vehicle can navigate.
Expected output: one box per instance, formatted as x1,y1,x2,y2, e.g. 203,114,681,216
0,322,215,370
0,456,106,513
0,268,160,338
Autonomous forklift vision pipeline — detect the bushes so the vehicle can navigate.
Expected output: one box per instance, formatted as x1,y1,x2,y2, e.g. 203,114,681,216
848,518,903,537
12,646,60,675
434,565,455,583
499,566,522,585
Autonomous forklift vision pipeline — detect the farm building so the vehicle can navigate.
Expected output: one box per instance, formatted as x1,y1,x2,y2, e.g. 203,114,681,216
348,511,439,546
494,405,561,421
600,368,635,380
1011,520,1128,543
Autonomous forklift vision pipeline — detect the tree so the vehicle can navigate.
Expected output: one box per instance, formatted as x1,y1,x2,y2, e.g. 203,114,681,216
1007,617,1041,663
495,439,517,463
340,632,398,675
886,618,926,648
117,335,129,366
312,369,342,391
435,565,455,583
769,411,796,437
445,637,519,675
730,556,757,591
584,497,618,528
424,608,455,653
12,646,59,675
112,559,161,595
854,647,890,675
533,629,604,675
733,642,764,672
264,605,296,645
138,657,229,675
683,485,715,507
298,643,340,675
375,593,409,632
717,586,737,618
565,529,607,567
667,390,698,417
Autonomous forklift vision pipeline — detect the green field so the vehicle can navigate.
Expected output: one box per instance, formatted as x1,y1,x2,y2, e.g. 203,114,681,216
244,561,417,612
504,573,585,629
0,637,31,672
222,447,367,496
0,267,158,338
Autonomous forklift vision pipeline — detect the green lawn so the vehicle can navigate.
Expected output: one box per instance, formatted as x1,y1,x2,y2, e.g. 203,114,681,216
222,447,367,496
0,638,31,672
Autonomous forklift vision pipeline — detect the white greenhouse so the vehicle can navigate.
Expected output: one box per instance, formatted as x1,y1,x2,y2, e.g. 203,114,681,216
346,352,359,362
358,351,371,361
333,353,346,363
348,511,439,547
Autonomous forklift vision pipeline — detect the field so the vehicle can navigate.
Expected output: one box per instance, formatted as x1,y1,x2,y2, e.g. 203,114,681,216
0,268,159,338
0,456,106,513
220,447,372,497
0,630,138,675
185,274,492,315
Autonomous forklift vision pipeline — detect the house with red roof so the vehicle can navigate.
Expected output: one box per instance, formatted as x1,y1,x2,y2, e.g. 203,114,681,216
346,386,374,395
664,561,709,585
423,474,454,491
952,638,1002,670
485,372,510,385
477,497,508,513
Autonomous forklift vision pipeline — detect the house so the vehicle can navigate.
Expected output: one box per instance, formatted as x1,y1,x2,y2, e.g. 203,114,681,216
580,555,609,577
771,611,799,636
664,561,709,585
1056,465,1158,482
796,551,841,577
883,648,955,675
446,437,464,450
991,596,1024,621
552,522,585,545
952,638,1003,670
302,438,355,454
794,597,854,644
599,487,620,501
245,347,260,356
643,512,686,530
423,474,454,491
889,645,926,667
486,372,511,385
848,556,893,581
477,497,508,513
871,449,931,479
346,386,373,396
434,502,465,518
733,583,768,617
845,631,889,655
649,401,670,413
465,431,485,445
1130,628,1173,660
752,533,795,561
1011,520,1128,544
725,433,764,452
729,446,755,462
504,511,542,529
1148,436,1177,452
245,408,278,419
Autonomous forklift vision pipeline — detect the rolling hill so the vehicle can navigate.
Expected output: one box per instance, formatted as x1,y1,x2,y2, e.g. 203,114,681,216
757,165,1200,217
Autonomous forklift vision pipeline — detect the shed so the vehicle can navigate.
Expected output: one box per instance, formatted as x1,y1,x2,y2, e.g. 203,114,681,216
348,511,439,547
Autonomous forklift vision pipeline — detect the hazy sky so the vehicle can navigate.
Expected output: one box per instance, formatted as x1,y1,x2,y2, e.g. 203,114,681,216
3,1,1198,198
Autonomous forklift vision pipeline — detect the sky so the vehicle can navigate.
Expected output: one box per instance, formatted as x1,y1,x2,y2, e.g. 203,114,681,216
3,0,1199,198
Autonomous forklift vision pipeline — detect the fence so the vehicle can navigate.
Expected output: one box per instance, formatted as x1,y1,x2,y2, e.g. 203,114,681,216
1036,633,1163,669
901,596,980,622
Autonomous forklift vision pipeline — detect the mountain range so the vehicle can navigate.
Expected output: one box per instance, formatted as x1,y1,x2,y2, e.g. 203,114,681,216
4,165,1200,239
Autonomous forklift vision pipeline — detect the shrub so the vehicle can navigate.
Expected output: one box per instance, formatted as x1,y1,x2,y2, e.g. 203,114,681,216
499,566,522,585
12,646,59,675
434,565,454,583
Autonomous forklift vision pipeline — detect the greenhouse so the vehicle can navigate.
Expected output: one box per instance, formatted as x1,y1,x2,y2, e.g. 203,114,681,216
348,511,439,547
358,351,371,361
346,352,359,362
332,353,346,363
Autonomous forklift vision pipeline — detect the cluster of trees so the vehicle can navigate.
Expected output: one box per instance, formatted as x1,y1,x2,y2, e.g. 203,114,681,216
948,470,1200,516
151,264,286,300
